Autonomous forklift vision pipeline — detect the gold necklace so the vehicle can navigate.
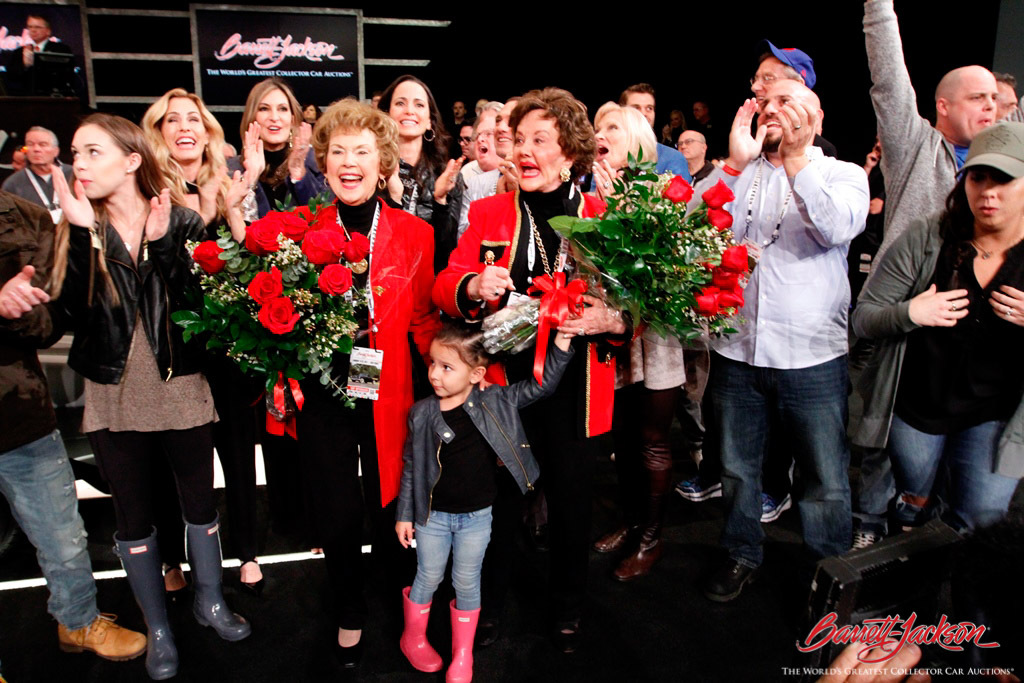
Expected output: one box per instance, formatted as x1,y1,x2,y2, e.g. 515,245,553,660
523,202,552,276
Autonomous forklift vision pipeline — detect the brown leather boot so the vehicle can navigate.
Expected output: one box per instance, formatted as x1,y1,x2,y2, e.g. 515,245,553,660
591,525,635,553
57,614,147,661
613,453,674,581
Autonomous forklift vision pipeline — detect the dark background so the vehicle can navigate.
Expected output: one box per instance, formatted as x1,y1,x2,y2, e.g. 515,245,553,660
2,0,1010,166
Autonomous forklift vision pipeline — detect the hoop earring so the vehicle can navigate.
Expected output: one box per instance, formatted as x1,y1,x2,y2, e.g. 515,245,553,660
423,129,435,143
378,178,387,190
559,167,571,183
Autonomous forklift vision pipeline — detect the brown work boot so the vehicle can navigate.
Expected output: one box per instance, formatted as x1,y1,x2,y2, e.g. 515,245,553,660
612,539,664,581
58,613,146,661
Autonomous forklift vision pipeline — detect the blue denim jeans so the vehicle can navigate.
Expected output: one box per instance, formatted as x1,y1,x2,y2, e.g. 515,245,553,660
888,415,1018,532
711,354,852,567
0,430,98,630
410,507,492,610
853,446,894,536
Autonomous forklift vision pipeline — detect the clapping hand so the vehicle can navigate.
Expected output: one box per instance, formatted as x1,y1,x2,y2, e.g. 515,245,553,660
242,122,266,186
776,98,818,161
0,266,49,320
726,98,767,171
497,156,520,194
197,170,223,225
144,189,172,242
908,284,969,327
287,122,313,182
592,160,620,202
52,167,95,228
434,156,465,203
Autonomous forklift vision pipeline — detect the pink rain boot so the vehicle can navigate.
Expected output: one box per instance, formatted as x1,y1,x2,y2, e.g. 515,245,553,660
400,587,442,672
447,600,481,683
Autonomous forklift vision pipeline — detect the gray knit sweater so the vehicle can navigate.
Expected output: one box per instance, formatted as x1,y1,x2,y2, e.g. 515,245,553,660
864,0,960,273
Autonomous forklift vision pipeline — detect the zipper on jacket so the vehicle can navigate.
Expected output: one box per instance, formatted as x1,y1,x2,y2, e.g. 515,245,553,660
481,402,533,491
159,270,175,382
426,439,442,524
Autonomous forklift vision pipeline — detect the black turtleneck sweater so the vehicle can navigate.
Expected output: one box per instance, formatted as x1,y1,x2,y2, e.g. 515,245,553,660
513,182,577,289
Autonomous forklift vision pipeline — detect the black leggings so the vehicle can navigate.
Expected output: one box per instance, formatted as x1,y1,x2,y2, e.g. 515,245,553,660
261,388,403,630
89,424,217,542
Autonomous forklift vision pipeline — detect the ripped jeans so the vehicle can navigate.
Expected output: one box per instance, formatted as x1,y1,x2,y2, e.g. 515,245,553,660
0,430,99,630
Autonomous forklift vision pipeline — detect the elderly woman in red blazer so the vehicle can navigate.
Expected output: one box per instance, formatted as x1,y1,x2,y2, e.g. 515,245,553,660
434,87,626,653
271,98,439,668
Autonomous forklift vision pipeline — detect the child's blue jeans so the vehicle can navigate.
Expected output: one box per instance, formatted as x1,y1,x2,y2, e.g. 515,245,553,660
409,507,492,610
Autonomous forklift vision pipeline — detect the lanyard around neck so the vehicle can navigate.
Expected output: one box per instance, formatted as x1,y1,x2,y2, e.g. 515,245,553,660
336,201,381,329
744,160,793,250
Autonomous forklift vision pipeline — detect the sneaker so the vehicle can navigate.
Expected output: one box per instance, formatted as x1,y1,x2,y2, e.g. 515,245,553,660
675,476,722,502
57,614,146,661
851,528,882,550
760,493,792,523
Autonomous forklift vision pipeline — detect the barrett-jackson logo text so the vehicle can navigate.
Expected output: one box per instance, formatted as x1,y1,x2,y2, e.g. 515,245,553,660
214,33,346,69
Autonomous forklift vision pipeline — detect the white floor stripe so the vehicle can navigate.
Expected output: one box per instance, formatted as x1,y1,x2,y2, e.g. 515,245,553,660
0,546,378,593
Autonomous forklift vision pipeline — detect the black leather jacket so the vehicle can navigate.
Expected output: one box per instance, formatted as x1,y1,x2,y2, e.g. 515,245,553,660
59,205,207,384
396,343,573,526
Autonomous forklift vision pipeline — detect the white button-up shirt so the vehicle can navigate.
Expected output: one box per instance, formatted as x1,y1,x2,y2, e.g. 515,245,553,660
711,147,869,370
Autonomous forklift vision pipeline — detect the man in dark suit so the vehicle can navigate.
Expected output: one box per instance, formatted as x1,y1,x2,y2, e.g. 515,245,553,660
5,14,74,96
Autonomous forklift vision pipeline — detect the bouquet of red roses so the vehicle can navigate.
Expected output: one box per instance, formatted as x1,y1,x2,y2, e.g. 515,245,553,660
173,195,367,434
549,155,750,341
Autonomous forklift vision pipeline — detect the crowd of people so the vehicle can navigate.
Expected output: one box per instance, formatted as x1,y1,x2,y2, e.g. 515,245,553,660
2,1,1024,680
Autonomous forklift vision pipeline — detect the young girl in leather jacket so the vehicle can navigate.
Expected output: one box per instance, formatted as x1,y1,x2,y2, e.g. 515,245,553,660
395,322,573,682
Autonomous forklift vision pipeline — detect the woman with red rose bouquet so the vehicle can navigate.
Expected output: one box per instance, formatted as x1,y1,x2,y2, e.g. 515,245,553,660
257,98,439,668
142,88,267,596
45,114,250,680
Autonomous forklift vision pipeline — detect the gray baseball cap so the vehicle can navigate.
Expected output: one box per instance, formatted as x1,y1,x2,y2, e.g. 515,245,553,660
963,121,1024,178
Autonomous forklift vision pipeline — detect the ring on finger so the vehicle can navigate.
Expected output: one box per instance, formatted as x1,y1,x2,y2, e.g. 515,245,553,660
793,124,802,130
951,304,958,312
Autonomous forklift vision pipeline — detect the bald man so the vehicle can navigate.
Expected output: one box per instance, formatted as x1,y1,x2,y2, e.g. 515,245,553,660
864,0,997,263
859,0,998,548
696,80,868,602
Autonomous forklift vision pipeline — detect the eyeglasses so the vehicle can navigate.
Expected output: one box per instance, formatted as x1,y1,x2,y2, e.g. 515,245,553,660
750,73,781,87
677,139,702,147
460,136,472,143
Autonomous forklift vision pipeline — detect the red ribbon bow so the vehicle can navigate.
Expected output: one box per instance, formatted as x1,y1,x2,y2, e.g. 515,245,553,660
265,371,305,439
528,272,587,385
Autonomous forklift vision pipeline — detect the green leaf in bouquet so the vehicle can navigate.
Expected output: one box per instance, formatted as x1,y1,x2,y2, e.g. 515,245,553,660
216,236,234,250
548,215,582,236
320,372,331,386
230,322,240,338
233,333,257,353
285,364,303,380
171,310,200,325
337,336,354,354
596,220,624,239
228,257,243,270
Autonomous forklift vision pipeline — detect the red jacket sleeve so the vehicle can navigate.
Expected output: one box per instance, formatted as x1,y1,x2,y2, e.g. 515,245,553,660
433,199,489,319
404,212,440,362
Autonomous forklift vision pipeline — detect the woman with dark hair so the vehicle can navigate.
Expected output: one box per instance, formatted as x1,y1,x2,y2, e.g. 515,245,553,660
435,87,626,652
230,78,325,219
45,114,250,679
378,75,463,271
853,121,1024,533
142,88,265,595
302,103,321,125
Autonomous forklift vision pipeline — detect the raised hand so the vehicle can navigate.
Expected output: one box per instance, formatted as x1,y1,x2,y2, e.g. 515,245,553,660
497,156,520,194
287,122,313,182
726,98,767,171
592,160,620,202
777,99,819,161
433,156,465,203
197,169,223,225
52,168,95,227
0,265,50,320
386,167,405,204
242,122,266,186
144,189,172,242
908,284,969,327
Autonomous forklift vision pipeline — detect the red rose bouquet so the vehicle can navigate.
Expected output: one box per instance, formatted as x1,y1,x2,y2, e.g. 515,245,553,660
173,195,366,433
549,154,750,340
